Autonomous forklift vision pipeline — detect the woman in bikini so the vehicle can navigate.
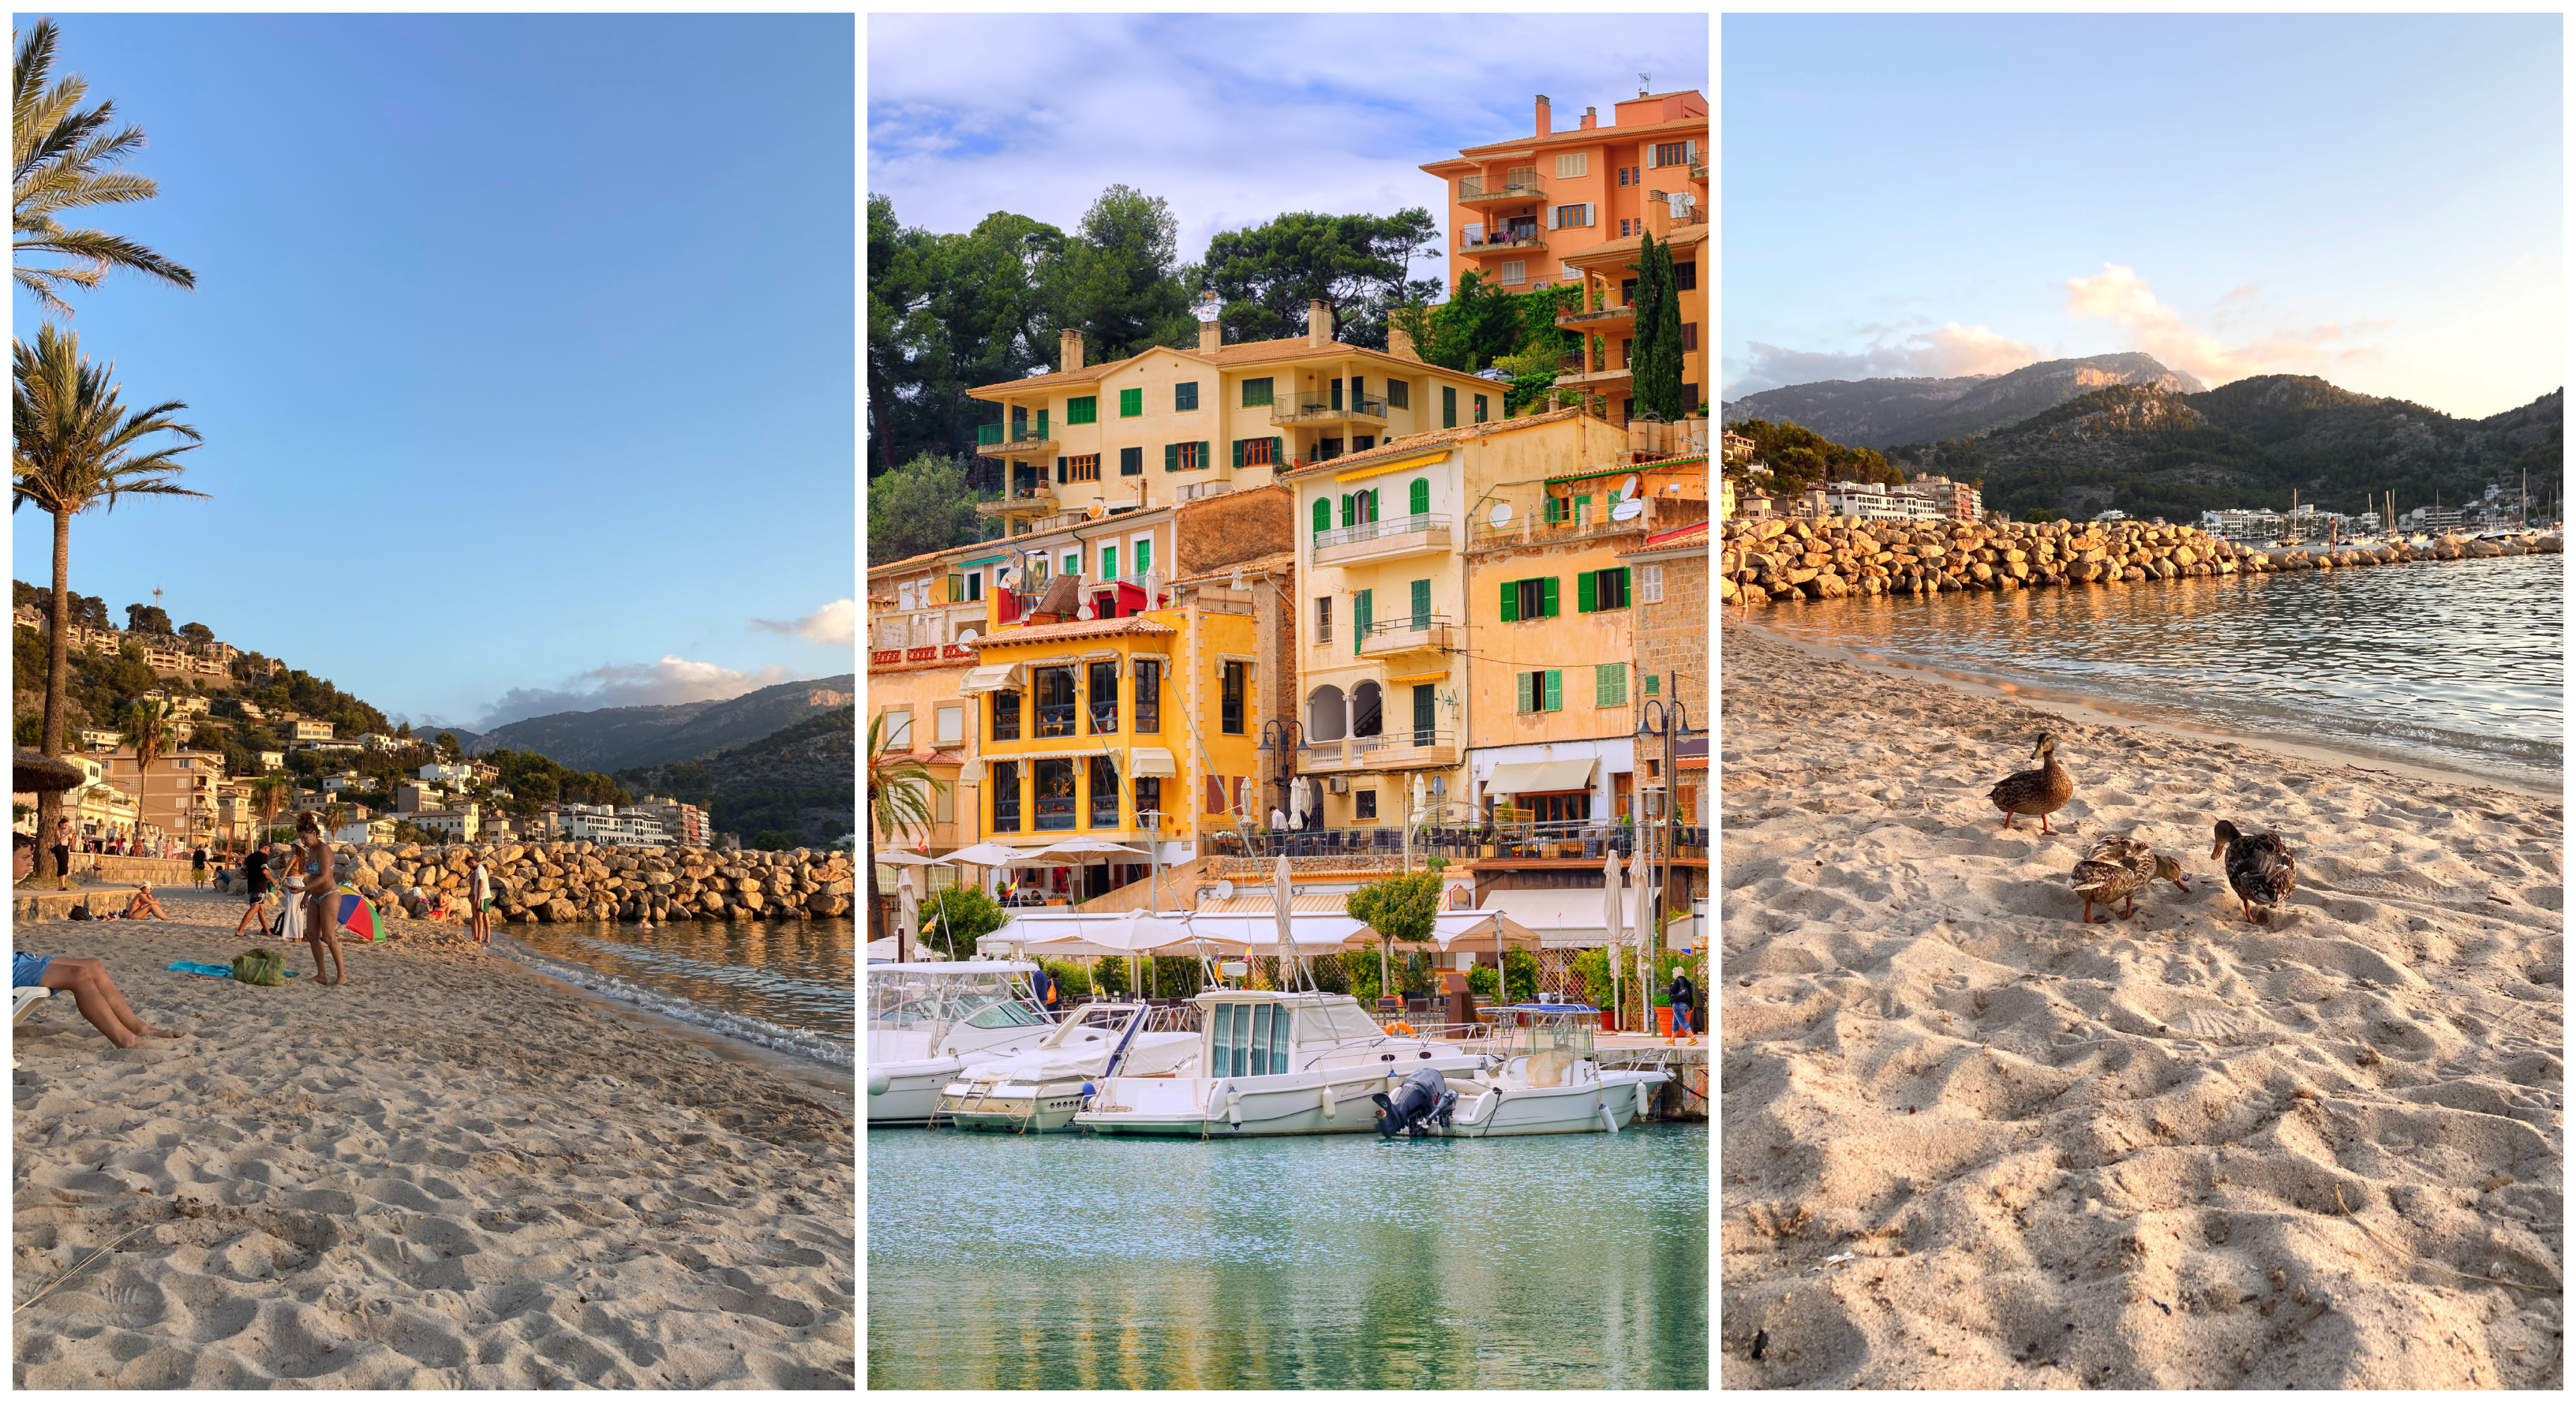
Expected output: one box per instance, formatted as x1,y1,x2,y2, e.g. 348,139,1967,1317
288,814,348,986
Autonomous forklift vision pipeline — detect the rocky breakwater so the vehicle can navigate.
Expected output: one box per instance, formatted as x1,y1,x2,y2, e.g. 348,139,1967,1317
1719,516,2561,604
329,840,856,926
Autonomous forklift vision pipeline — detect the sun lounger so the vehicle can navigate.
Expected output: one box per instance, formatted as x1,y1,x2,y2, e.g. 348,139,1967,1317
13,986,50,1068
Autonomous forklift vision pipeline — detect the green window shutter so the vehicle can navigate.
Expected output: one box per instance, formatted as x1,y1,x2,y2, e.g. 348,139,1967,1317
1443,386,1458,428
1577,571,1597,613
1233,439,1245,468
1120,387,1142,417
1065,396,1096,425
1135,539,1150,575
1035,410,1047,438
1412,684,1434,734
1409,578,1429,625
1596,663,1626,708
1340,493,1354,527
1409,478,1429,515
1312,496,1331,533
1270,436,1282,467
1499,580,1518,623
1355,589,1372,633
1056,456,1068,485
1101,546,1118,581
1544,669,1563,712
1164,443,1178,473
1615,567,1632,609
1200,441,1211,473
1243,376,1272,408
1645,673,1661,696
1541,576,1560,617
1517,672,1534,713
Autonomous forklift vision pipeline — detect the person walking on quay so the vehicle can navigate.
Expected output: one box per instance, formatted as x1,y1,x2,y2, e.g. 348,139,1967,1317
51,815,73,891
285,814,347,986
466,853,495,948
1030,960,1060,1017
232,843,275,939
1665,966,1698,1040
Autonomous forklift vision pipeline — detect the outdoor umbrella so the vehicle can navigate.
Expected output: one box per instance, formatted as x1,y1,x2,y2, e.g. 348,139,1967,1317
1629,847,1653,1033
13,749,84,794
1272,855,1300,989
897,868,921,960
1602,848,1625,1016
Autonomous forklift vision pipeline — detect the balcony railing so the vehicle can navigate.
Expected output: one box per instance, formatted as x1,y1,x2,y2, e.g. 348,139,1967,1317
1462,228,1546,253
1312,511,1447,550
1556,304,1634,330
1297,728,1457,772
1035,704,1076,738
1470,507,1646,551
1204,820,1709,862
1458,174,1544,204
1355,615,1452,660
1271,394,1388,425
976,417,1052,448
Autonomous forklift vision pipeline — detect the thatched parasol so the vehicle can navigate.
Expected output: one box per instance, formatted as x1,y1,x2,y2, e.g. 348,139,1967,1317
13,748,86,794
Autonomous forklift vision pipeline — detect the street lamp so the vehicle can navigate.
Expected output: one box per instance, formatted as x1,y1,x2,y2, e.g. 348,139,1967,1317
1256,719,1302,829
1635,695,1694,1034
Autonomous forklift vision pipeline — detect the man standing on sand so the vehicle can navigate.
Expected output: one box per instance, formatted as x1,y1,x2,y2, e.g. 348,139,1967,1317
232,843,275,938
466,853,494,948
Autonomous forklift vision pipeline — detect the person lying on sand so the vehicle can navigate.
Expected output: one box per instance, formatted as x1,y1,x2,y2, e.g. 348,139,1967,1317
13,952,182,1049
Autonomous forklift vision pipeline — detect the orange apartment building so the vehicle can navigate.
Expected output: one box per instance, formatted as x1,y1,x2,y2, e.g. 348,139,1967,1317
1421,88,1708,425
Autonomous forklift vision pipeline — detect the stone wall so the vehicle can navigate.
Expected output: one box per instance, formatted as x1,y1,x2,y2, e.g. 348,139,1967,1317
324,840,855,925
1634,552,1708,713
1720,518,2561,604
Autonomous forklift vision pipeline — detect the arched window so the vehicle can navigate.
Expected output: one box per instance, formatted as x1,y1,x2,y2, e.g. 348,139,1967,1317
1305,686,1347,741
1408,478,1430,517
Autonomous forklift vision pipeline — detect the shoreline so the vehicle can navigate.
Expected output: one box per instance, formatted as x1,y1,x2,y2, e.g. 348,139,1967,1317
12,889,855,1388
1718,624,2563,1389
1728,617,2562,802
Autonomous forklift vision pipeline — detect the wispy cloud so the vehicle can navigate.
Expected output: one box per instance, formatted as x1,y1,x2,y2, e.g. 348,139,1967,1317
2065,264,2387,387
752,598,856,649
1728,322,2040,398
473,656,802,728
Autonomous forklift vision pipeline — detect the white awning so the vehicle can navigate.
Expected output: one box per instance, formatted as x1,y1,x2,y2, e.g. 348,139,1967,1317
1128,746,1177,777
1473,889,1640,948
1484,758,1597,795
960,662,1024,694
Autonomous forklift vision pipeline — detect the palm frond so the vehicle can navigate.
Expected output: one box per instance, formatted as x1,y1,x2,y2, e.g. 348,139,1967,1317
11,21,191,305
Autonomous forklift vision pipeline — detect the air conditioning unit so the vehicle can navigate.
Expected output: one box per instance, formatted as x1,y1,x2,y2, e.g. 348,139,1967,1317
1327,776,1348,795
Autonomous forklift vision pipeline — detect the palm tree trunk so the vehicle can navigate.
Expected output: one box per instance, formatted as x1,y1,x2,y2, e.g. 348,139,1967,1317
36,508,74,883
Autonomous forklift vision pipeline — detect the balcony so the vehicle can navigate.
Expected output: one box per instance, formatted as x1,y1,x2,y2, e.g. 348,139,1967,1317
1556,351,1632,396
1354,615,1453,666
1270,393,1389,430
1457,174,1544,208
975,484,1058,520
1556,302,1635,336
1312,512,1452,567
1462,228,1547,256
1470,507,1644,552
1293,728,1459,775
975,420,1058,458
1687,159,1708,182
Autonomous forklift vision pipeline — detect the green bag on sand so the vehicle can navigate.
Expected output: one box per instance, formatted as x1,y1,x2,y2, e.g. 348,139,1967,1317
232,948,287,986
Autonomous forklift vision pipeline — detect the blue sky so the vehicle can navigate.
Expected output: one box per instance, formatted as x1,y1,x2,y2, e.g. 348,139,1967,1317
868,13,1709,271
1724,13,2562,419
10,13,855,729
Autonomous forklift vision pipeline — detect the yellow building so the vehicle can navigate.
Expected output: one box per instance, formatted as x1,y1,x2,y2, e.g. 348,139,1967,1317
961,584,1263,903
867,545,998,859
964,303,1504,540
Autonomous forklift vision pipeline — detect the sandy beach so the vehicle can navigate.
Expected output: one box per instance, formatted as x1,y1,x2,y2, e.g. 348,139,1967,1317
12,886,853,1388
1720,623,2563,1388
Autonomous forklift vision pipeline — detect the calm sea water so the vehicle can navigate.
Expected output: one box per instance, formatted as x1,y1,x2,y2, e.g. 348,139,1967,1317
867,1123,1709,1390
1744,552,2564,790
500,918,855,1068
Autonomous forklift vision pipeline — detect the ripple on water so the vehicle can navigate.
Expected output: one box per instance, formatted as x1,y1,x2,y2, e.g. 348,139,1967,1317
504,918,853,1061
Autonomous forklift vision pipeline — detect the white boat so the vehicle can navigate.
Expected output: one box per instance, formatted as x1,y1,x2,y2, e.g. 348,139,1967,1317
1073,989,1485,1138
1430,1015,1668,1137
864,961,1058,1126
934,1001,1202,1132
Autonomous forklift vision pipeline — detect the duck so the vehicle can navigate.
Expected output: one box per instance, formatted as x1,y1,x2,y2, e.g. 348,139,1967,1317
2069,835,2188,923
1988,733,2075,834
2211,820,2297,924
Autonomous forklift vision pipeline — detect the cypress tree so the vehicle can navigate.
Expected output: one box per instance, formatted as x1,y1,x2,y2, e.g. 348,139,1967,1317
1634,231,1687,421
1629,230,1664,419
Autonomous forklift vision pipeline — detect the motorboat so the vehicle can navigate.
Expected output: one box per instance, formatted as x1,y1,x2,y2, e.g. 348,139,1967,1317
1073,989,1485,1137
864,960,1057,1126
934,1001,1202,1133
1429,1013,1668,1137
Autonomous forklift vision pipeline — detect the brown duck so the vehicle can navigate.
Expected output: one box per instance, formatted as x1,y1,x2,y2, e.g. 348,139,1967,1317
2211,820,2297,924
1988,733,2074,833
2069,835,2188,923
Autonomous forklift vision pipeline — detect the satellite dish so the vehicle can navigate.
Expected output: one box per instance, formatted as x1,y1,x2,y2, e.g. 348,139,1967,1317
1215,879,1236,900
1076,604,1096,620
1086,501,1105,520
1619,474,1641,499
1488,502,1513,529
1611,498,1644,521
1195,290,1222,324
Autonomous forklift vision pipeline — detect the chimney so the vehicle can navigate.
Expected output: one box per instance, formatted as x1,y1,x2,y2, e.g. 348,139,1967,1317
1200,316,1222,355
1643,190,1672,238
1387,321,1419,362
1306,299,1330,348
1059,328,1083,375
1581,107,1597,130
1534,93,1551,137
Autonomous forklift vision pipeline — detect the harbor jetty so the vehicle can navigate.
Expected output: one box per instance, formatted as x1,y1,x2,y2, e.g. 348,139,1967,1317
346,840,854,924
1720,516,2561,604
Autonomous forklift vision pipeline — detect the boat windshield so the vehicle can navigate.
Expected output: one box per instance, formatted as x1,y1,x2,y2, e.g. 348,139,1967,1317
1518,1013,1594,1061
962,997,1051,1030
867,970,1043,1031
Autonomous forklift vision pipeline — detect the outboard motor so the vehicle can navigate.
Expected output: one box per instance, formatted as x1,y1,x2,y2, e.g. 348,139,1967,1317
1370,1067,1458,1138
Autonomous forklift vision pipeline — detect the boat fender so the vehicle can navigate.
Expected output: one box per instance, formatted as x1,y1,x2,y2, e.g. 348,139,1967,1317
1225,1086,1243,1129
1079,1081,1096,1100
867,1067,891,1098
1321,1083,1335,1121
1600,1099,1619,1135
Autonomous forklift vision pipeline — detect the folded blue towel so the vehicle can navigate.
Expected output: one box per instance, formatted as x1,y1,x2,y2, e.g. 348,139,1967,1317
167,961,296,980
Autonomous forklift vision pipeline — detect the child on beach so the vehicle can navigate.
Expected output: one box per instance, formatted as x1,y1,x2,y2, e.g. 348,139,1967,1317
13,953,182,1049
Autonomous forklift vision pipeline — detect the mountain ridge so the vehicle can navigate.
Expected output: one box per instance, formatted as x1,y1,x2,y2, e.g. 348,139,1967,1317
470,673,856,772
1724,354,2207,447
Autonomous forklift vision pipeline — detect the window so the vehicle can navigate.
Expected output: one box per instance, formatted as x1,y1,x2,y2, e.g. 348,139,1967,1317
1672,261,1696,292
1315,596,1332,644
1548,203,1593,229
1234,437,1280,468
935,705,963,746
1653,140,1690,167
1554,152,1587,178
1133,537,1151,577
1119,387,1143,418
1241,377,1274,408
1408,578,1431,628
1353,436,1375,453
1174,381,1199,412
1120,446,1143,476
1355,790,1377,820
1134,660,1162,732
1645,672,1661,696
1619,338,1632,369
1683,322,1698,352
1035,758,1076,830
1442,386,1458,428
1062,551,1080,578
1035,667,1076,737
1164,441,1210,472
1473,394,1488,424
1683,383,1699,410
935,784,955,824
1621,277,1637,306
1578,567,1632,612
1354,587,1372,638
1134,776,1163,829
1497,260,1525,285
1065,395,1098,425
1067,454,1101,483
1088,756,1120,827
1311,497,1331,535
967,572,983,601
1500,576,1559,621
1220,661,1247,735
990,690,1020,742
1618,166,1631,187
1503,163,1537,187
1594,663,1628,708
1619,218,1631,238
1088,660,1120,735
1408,478,1430,516
882,709,913,747
1100,545,1118,581
1516,669,1564,713
990,760,1021,832
1641,563,1665,603
1410,683,1436,744
1387,378,1409,410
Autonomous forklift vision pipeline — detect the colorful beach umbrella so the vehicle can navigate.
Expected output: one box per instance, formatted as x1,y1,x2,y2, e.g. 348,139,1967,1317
334,885,380,942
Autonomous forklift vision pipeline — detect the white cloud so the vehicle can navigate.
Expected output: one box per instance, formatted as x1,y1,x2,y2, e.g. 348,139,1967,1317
475,655,801,728
2064,264,2387,387
1728,322,2041,398
752,598,856,648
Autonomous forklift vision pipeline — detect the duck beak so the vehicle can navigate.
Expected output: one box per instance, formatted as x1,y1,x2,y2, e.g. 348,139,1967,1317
2209,838,2226,860
2174,875,2192,892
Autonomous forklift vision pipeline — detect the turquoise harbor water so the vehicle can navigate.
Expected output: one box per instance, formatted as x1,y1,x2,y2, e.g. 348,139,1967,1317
500,918,856,1067
1743,552,2563,790
866,1123,1709,1389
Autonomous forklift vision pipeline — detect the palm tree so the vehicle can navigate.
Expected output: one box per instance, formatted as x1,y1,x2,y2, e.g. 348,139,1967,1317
119,691,170,851
14,323,205,883
864,713,942,959
251,773,290,845
13,19,196,314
